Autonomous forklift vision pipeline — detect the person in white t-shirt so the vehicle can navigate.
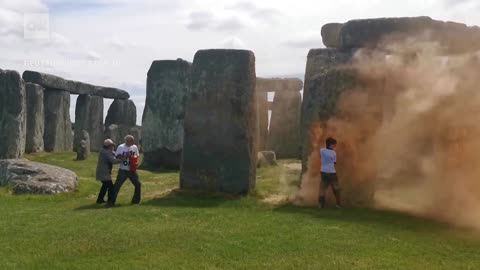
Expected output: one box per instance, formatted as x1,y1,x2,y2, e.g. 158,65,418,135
109,135,141,206
319,137,341,209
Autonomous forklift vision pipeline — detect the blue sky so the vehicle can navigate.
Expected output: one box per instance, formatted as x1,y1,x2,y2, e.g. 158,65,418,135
1,0,480,124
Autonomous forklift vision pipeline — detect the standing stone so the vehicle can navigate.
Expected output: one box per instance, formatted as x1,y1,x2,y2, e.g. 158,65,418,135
25,83,45,153
104,124,120,145
180,49,257,194
142,59,191,169
105,99,136,129
268,90,302,159
257,151,277,168
321,23,343,48
301,49,356,171
74,94,104,151
255,89,268,151
0,70,26,159
129,126,142,149
44,89,73,152
104,99,137,145
76,130,90,161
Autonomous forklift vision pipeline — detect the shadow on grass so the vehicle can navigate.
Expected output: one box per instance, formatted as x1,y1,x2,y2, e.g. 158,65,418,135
273,203,448,232
74,203,106,211
142,189,245,208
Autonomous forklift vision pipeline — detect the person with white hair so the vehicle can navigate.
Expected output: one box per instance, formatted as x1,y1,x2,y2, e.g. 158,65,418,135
95,139,123,206
111,135,141,205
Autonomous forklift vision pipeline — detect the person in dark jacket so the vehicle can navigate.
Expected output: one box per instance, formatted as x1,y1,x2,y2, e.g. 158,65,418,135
96,139,123,206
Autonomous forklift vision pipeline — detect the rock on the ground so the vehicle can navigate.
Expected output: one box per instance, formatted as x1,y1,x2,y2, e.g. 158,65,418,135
76,130,90,160
0,159,78,194
43,89,73,152
142,59,191,169
105,99,136,129
301,49,356,172
321,23,343,48
268,90,302,159
0,70,26,159
25,83,45,153
74,94,104,151
257,151,277,168
180,49,257,194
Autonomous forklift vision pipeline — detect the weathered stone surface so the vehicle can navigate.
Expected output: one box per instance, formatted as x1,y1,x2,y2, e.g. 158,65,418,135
104,124,121,145
104,125,141,147
74,94,104,151
0,70,26,159
0,159,77,194
142,59,191,169
268,90,302,159
181,49,257,194
257,151,277,168
105,99,136,129
22,70,67,90
96,86,130,100
23,70,130,99
321,23,343,48
256,78,303,92
301,49,356,171
76,130,90,160
256,90,268,151
66,80,129,99
25,83,45,153
43,89,73,152
337,16,480,53
128,126,142,149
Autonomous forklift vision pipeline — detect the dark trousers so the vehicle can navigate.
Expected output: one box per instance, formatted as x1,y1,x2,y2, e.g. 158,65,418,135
97,180,115,204
112,170,141,204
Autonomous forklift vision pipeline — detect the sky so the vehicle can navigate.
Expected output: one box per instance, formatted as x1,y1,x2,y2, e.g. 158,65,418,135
1,0,480,124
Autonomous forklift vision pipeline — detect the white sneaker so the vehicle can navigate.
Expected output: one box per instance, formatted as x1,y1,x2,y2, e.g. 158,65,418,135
335,205,342,209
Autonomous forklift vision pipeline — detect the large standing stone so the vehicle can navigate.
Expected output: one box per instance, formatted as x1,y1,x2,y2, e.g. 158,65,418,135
105,99,136,129
25,83,45,153
74,94,104,151
255,89,268,151
104,124,121,145
142,59,191,169
301,49,356,171
180,49,257,194
75,130,90,161
0,159,77,194
268,90,302,159
43,89,73,152
0,70,26,159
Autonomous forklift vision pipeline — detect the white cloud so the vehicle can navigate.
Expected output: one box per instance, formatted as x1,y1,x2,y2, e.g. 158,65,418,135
221,36,247,49
186,11,215,31
283,31,323,49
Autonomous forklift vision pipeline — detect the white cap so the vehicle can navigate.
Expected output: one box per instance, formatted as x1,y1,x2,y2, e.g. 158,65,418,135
103,139,115,147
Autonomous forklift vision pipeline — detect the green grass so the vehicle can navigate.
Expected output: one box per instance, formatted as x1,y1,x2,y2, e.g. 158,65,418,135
0,152,479,269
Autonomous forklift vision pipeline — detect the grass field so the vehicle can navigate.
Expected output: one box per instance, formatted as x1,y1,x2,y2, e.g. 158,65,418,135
0,152,479,269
